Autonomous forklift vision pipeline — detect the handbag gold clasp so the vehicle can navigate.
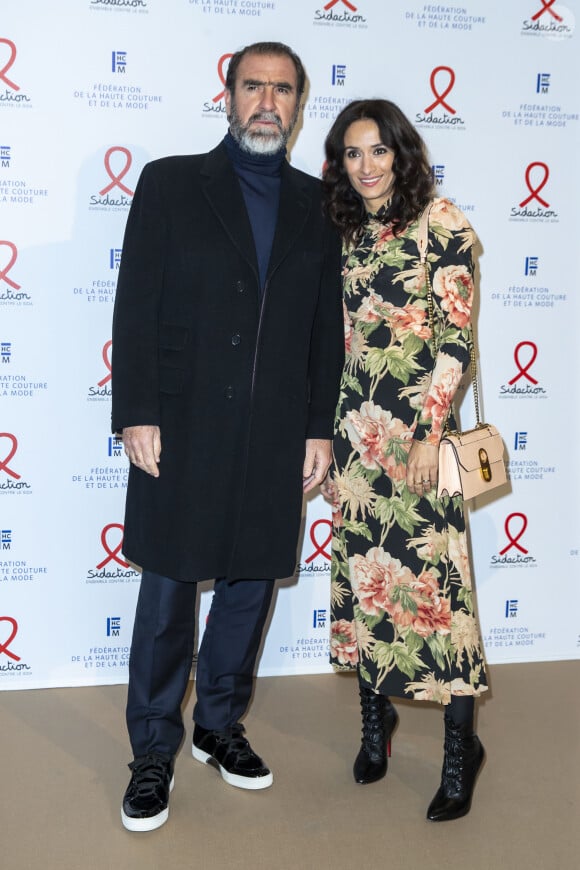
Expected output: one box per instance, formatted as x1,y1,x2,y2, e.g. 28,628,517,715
478,448,492,482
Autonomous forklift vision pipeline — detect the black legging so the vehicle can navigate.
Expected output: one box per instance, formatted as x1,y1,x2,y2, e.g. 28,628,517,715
382,694,474,726
448,694,475,726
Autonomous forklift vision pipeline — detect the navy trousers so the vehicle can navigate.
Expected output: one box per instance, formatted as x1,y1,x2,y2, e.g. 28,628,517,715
126,570,275,758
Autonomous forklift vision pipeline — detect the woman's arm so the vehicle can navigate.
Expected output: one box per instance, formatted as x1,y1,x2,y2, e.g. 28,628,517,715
407,200,476,494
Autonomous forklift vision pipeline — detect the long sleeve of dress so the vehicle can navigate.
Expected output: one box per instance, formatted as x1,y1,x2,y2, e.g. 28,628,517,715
412,200,476,446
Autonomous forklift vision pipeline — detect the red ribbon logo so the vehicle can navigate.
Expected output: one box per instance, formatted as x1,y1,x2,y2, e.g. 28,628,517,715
499,513,529,555
531,0,563,21
0,241,21,290
324,0,358,10
0,38,19,91
519,162,550,208
508,341,539,385
0,433,20,480
424,66,456,115
305,518,332,563
99,147,134,197
213,53,234,103
0,616,20,661
97,340,113,387
96,523,129,570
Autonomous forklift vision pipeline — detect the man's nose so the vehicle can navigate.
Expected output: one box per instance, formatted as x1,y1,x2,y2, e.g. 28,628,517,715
258,86,276,111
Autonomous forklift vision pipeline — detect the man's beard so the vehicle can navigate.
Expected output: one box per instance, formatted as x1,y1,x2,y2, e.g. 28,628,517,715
228,101,297,156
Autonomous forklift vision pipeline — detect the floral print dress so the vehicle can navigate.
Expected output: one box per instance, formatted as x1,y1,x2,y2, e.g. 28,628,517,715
330,198,488,704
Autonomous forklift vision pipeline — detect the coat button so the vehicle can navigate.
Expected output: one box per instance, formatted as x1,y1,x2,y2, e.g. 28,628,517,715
224,385,234,399
231,333,241,346
235,280,245,293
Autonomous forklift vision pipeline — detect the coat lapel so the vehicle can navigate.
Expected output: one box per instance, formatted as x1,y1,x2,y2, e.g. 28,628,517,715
267,164,312,280
200,143,313,284
200,143,259,280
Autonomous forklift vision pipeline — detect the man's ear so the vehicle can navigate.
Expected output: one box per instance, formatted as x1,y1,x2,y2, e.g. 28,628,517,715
224,88,232,121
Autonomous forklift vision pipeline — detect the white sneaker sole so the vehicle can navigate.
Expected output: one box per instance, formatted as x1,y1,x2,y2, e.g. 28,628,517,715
192,744,273,790
121,775,175,832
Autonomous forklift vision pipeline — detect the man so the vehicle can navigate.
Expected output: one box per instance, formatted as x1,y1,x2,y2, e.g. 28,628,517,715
111,42,344,832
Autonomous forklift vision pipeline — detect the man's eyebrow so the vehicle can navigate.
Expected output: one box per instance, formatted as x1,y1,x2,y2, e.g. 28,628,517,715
242,78,295,91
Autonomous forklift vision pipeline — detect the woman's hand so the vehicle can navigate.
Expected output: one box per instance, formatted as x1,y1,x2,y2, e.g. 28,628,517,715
406,440,439,496
320,473,337,504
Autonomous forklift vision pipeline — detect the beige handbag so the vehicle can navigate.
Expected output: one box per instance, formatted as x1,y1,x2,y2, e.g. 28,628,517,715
417,204,507,501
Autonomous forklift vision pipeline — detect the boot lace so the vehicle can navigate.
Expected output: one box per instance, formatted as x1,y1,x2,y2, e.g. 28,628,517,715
442,722,478,791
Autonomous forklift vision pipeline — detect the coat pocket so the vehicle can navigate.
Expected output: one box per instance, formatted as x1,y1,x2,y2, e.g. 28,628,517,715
158,324,189,387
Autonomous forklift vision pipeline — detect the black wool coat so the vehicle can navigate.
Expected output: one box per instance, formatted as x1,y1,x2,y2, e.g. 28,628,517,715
111,143,344,582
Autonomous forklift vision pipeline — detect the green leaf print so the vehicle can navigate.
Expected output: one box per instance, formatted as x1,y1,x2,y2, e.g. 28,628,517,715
331,556,348,582
341,371,363,396
424,488,447,517
374,641,395,672
451,495,463,511
331,529,350,567
366,347,391,379
457,585,473,613
390,583,418,615
391,497,423,535
401,488,420,511
342,519,374,542
354,604,383,631
470,663,482,688
405,630,425,655
359,663,372,684
402,331,425,357
379,248,414,271
391,642,425,680
359,320,382,339
431,224,454,242
387,438,411,468
374,496,394,525
436,325,470,352
426,632,452,671
384,346,422,385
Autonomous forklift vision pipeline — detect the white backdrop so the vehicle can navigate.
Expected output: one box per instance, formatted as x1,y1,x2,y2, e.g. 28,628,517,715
1,0,579,689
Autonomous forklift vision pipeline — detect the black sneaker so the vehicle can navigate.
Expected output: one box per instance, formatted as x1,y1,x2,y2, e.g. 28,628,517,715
121,753,175,832
192,723,273,790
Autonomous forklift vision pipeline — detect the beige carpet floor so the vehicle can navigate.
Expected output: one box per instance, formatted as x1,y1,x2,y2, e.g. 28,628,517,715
1,661,579,870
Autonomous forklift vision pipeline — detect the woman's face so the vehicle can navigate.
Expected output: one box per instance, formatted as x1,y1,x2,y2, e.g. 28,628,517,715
342,119,395,213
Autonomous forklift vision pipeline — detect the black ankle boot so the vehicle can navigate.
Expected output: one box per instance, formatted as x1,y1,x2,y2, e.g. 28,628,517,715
426,711,485,821
353,685,398,784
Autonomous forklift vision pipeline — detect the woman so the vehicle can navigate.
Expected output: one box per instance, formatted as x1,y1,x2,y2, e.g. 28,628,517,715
321,99,488,822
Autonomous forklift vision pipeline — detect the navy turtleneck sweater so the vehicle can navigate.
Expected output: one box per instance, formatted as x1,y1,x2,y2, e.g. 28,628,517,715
223,132,286,292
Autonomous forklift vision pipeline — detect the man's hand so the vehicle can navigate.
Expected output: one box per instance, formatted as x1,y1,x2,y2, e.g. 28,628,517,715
303,438,332,493
122,425,162,478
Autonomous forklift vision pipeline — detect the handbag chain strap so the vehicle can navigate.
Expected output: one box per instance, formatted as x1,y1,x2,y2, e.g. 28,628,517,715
417,203,481,429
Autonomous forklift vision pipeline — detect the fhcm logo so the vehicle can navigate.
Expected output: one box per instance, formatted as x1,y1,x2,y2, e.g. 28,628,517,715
107,617,121,637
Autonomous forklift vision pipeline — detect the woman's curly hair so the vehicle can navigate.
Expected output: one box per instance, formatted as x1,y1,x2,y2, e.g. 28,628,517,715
323,99,434,245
